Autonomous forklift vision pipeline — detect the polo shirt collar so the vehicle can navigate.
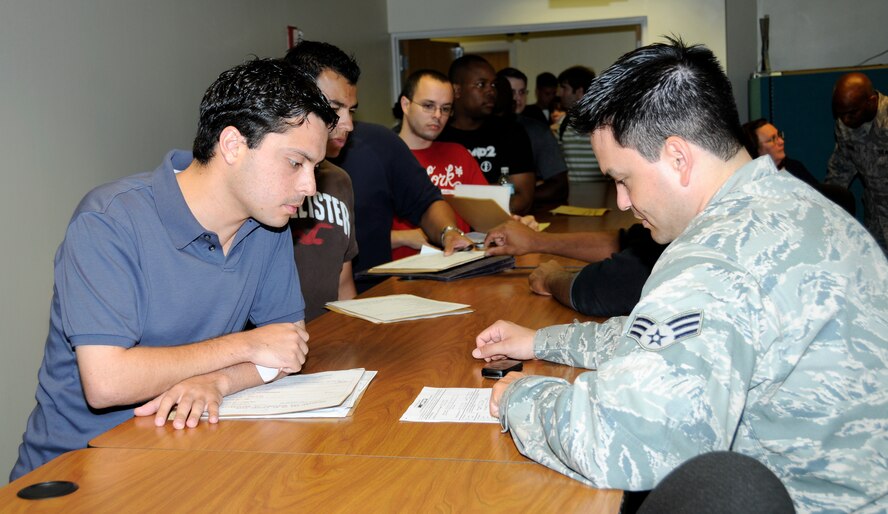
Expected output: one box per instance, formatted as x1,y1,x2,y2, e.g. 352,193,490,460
154,150,213,250
154,150,263,251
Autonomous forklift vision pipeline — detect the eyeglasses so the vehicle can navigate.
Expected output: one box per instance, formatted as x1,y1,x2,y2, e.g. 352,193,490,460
410,100,452,116
761,131,784,145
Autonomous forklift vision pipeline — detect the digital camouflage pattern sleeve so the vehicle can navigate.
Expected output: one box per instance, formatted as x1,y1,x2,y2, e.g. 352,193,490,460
500,157,888,513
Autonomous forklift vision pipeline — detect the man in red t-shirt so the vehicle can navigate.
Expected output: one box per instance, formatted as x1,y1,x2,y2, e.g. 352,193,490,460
392,70,489,259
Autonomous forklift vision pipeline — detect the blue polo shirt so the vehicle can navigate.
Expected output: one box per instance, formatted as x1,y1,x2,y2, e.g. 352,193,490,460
11,150,304,480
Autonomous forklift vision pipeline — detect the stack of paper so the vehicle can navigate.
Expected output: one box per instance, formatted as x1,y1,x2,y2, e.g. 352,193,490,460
366,248,485,274
182,369,376,419
326,294,472,323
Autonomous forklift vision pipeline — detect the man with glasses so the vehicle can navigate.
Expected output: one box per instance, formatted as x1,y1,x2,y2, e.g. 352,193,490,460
826,71,888,255
439,55,537,214
391,69,489,259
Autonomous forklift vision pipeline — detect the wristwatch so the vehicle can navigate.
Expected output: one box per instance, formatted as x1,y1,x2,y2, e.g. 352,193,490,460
439,225,464,247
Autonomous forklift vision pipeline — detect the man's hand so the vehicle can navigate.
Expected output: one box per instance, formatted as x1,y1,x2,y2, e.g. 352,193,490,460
134,374,226,429
529,260,571,296
391,228,429,250
442,229,474,255
512,214,539,231
245,322,309,373
490,371,526,418
484,220,540,256
473,320,536,362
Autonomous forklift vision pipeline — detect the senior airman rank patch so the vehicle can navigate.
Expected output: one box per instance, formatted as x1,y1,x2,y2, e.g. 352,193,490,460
627,311,703,351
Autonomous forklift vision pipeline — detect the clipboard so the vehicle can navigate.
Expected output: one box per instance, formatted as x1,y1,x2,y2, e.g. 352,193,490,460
356,255,515,282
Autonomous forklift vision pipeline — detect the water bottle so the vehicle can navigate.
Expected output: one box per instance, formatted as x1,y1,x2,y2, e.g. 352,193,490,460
499,167,514,195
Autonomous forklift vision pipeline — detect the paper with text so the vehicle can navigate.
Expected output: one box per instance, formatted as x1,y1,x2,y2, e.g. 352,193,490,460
400,387,499,424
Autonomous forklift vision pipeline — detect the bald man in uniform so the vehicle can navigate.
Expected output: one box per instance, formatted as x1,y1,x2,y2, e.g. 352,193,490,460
825,72,888,254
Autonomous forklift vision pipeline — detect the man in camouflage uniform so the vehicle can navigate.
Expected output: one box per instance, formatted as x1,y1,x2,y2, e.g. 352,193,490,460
825,72,888,255
473,39,888,513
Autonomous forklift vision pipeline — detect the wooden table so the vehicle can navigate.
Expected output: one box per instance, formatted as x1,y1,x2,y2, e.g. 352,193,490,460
25,193,634,512
1,449,622,513
90,263,598,462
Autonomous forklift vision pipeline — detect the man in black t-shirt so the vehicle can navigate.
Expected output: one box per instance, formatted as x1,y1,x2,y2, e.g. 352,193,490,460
438,55,537,215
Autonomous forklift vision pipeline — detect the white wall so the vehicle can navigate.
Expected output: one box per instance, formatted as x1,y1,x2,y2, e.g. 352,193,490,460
757,0,888,72
0,0,389,479
387,0,728,64
458,29,639,96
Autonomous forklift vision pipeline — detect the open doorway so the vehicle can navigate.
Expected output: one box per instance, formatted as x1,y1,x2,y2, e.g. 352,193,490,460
390,17,645,103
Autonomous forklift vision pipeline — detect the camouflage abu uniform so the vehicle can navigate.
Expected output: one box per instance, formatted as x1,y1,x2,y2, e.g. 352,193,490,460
500,157,888,513
825,91,888,255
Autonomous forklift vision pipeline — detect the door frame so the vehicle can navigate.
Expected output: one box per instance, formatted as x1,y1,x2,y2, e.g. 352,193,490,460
389,16,647,102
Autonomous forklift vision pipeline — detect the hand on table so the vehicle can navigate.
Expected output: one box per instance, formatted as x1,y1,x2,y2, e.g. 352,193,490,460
489,371,526,418
134,374,225,429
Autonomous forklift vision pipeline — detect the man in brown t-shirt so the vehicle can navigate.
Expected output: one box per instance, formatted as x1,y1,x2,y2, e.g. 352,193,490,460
290,160,358,321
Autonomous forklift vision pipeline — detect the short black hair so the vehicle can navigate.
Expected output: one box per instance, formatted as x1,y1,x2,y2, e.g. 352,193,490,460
557,66,596,92
536,72,558,89
283,40,361,84
392,69,450,119
448,54,492,84
571,37,744,162
497,67,528,85
192,58,338,164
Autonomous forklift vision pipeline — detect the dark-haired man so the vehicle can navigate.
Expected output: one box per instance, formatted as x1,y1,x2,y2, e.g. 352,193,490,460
825,71,888,254
522,71,558,124
284,42,472,288
473,39,887,512
284,43,360,320
12,58,338,480
556,65,604,186
497,67,569,206
438,55,536,214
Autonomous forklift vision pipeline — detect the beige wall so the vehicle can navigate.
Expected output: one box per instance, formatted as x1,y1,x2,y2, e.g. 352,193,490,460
387,0,728,64
457,29,639,98
0,0,389,478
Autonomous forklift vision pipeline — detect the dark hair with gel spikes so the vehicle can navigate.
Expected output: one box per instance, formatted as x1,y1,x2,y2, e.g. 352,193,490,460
569,37,745,163
283,40,361,84
192,57,338,164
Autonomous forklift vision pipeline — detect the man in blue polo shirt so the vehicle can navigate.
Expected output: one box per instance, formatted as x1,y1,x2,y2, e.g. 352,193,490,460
10,58,338,480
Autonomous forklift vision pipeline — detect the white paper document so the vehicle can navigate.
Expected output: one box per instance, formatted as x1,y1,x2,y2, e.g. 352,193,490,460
367,247,485,273
222,370,378,419
326,294,472,324
216,368,364,418
400,387,499,424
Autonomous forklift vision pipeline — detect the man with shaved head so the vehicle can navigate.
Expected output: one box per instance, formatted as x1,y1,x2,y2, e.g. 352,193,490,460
825,72,888,254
